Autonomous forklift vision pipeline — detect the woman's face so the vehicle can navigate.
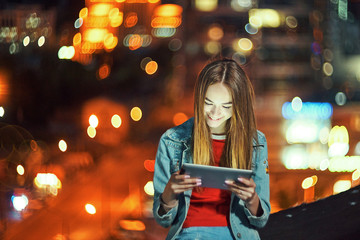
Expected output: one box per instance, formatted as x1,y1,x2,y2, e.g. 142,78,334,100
204,83,233,134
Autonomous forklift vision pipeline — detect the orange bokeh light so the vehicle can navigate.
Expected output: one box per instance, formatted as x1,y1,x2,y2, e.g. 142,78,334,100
124,12,138,28
145,60,158,75
144,160,155,172
97,64,111,80
173,112,188,126
128,34,142,50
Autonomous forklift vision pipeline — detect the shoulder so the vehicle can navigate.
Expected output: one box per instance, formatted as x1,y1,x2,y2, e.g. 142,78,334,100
161,117,194,143
253,130,267,147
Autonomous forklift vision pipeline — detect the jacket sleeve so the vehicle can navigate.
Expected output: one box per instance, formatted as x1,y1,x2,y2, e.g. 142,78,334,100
152,133,179,228
244,132,271,228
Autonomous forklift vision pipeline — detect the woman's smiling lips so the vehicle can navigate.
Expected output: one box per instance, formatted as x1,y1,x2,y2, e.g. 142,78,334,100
208,115,222,121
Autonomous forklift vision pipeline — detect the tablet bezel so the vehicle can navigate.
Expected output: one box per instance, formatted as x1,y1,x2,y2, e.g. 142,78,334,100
181,163,253,190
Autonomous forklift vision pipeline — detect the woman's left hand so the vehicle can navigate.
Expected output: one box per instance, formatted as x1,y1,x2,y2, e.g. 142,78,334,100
225,177,263,216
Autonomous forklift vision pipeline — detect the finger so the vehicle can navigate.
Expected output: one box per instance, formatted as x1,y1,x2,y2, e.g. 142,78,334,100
237,177,255,188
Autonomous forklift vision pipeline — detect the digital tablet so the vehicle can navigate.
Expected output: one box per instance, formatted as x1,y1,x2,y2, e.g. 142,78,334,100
181,163,253,190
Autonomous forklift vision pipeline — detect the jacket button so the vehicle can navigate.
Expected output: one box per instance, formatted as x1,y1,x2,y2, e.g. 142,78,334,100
237,233,241,238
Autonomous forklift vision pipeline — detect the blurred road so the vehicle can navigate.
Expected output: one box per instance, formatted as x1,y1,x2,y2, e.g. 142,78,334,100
3,142,168,240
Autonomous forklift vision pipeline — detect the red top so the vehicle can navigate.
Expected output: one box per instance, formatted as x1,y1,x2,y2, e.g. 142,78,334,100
182,138,231,228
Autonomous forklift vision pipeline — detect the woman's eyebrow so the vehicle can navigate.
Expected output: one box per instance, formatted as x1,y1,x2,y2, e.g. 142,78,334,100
205,97,232,104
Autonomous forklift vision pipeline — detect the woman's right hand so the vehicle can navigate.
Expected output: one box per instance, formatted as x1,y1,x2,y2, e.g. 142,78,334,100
161,170,201,206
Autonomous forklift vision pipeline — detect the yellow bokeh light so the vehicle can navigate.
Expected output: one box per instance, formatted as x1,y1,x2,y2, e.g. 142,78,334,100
90,4,112,17
58,139,67,152
87,126,97,138
23,36,30,46
130,107,142,121
238,38,253,52
301,175,318,189
85,203,96,214
38,36,45,47
109,9,123,27
144,181,154,196
104,33,118,50
111,114,122,128
84,29,108,43
208,24,224,41
249,9,281,28
73,33,82,46
17,165,25,176
153,4,183,17
352,169,360,181
145,60,158,75
89,114,99,128
79,8,88,19
204,41,221,55
195,0,218,11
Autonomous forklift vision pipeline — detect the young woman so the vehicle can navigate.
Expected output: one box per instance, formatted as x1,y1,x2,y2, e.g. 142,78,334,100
153,58,270,240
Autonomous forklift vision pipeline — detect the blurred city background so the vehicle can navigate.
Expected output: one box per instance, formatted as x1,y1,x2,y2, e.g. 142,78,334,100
0,0,360,239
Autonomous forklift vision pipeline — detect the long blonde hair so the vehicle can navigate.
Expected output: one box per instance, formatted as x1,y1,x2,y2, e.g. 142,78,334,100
192,58,257,170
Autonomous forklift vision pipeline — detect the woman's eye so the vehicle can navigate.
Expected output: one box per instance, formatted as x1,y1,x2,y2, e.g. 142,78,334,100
205,102,212,106
223,105,232,109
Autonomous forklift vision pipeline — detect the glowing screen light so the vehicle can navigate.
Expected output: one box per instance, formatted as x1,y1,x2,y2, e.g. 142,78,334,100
282,102,333,120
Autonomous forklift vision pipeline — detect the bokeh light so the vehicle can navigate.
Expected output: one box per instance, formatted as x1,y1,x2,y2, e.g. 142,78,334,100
87,126,96,138
144,181,154,196
58,139,67,152
302,175,318,189
173,112,188,126
333,180,351,194
111,114,122,128
130,107,142,121
17,165,25,175
89,114,99,128
85,203,96,214
145,60,158,75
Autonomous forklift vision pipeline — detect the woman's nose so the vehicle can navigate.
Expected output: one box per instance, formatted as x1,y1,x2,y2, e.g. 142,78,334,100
211,105,221,115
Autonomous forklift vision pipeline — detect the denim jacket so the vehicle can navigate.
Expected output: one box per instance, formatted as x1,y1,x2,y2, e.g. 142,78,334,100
153,118,270,240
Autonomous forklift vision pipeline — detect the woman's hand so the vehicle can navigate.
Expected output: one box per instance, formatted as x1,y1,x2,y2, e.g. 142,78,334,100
161,170,201,206
225,177,263,217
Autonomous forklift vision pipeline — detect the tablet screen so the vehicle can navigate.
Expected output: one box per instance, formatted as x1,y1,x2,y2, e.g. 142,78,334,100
181,163,253,190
